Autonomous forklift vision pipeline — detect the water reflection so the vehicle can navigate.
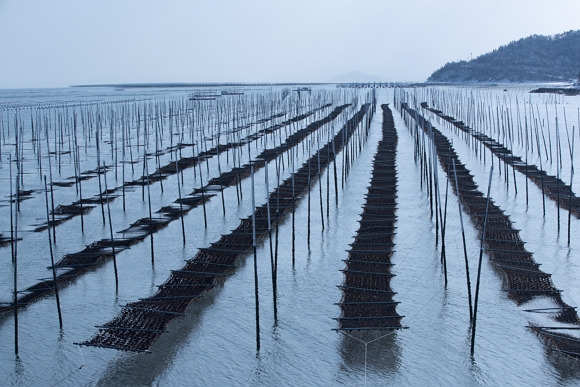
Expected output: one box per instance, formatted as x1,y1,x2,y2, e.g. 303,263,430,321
550,349,580,382
338,329,402,378
12,355,24,386
95,286,222,386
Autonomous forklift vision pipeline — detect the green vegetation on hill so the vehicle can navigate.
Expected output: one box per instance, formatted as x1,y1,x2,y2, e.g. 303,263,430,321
428,30,580,83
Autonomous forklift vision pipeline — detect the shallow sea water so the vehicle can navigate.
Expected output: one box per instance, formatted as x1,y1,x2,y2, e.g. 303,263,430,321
0,85,579,386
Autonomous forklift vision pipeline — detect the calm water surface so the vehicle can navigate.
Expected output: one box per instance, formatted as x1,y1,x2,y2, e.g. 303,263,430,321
1,85,579,386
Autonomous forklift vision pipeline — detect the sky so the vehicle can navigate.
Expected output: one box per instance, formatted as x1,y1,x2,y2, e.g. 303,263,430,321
0,0,579,88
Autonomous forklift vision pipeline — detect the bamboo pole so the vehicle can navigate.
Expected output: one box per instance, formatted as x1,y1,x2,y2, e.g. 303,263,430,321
144,151,154,264
307,147,311,250
292,146,296,266
532,106,546,217
13,149,19,355
10,154,14,263
568,125,575,245
274,156,280,313
45,120,57,242
524,107,529,207
265,161,277,322
326,129,330,222
10,152,19,355
175,150,186,245
197,144,208,229
45,176,63,328
122,109,126,211
317,131,324,230
440,149,450,287
471,165,494,357
103,162,118,290
76,144,85,233
251,163,260,352
453,159,473,321
96,118,106,226
556,116,561,233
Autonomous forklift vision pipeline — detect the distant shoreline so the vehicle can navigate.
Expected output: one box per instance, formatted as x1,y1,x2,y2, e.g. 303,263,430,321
72,82,329,88
530,87,580,96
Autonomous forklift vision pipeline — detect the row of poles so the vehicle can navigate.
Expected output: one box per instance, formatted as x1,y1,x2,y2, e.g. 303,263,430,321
75,91,375,353
397,85,580,358
423,87,578,243
224,93,376,352
396,87,498,357
2,86,369,356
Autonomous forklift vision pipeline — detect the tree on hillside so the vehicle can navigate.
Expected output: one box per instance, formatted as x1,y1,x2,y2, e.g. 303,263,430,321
428,30,580,83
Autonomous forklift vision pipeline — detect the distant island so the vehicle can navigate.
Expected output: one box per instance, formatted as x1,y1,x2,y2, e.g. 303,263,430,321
428,30,580,83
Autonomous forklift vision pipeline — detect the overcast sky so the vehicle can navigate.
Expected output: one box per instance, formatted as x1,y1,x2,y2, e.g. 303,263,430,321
1,0,579,88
